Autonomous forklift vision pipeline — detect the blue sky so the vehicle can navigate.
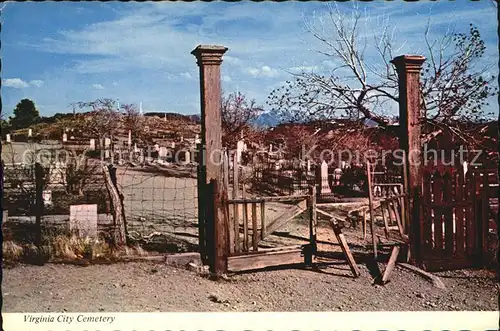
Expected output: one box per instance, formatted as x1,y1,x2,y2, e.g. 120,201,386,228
1,1,498,117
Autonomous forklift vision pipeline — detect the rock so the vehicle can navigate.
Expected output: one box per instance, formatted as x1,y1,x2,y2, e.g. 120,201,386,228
416,293,424,298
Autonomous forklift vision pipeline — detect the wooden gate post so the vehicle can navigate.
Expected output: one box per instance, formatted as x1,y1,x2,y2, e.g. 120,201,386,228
192,45,228,274
35,162,45,247
391,55,426,264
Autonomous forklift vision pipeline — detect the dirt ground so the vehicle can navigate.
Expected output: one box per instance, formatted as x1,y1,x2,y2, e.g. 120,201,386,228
2,260,498,312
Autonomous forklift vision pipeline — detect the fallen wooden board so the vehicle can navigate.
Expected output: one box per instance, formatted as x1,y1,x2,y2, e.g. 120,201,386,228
398,263,446,289
329,220,360,278
227,247,304,272
381,246,400,284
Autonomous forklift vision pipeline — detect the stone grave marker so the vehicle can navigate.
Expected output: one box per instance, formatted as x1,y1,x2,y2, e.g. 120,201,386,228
319,160,331,194
42,190,53,206
236,140,245,163
69,204,98,238
28,128,33,137
62,133,68,142
6,134,11,143
89,139,96,150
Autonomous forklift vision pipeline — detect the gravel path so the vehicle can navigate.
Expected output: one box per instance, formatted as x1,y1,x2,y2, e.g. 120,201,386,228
3,262,497,312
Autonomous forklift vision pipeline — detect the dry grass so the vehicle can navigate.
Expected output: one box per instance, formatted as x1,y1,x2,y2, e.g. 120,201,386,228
2,241,24,262
3,233,153,265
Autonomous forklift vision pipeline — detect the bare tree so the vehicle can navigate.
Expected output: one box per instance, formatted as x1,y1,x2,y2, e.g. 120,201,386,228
267,4,497,148
74,99,121,147
221,92,263,148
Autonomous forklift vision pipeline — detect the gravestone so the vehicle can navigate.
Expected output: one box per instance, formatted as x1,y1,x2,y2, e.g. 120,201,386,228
195,134,201,144
184,150,191,164
104,138,111,148
48,162,67,185
333,168,343,186
236,140,245,163
180,136,184,142
62,133,68,142
463,161,468,176
134,143,139,153
89,139,96,150
171,142,175,149
159,146,168,158
28,128,33,137
307,160,311,172
6,134,11,143
269,144,273,152
69,204,98,238
128,130,132,148
319,160,331,194
42,190,53,206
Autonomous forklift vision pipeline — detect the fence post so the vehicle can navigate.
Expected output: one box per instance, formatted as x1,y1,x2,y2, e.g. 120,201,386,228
308,185,317,255
103,164,127,246
391,55,426,265
480,171,489,265
192,45,229,274
34,162,45,246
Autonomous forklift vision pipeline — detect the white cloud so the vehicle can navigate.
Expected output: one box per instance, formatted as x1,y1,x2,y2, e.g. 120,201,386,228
245,65,281,78
29,80,44,87
3,78,30,88
180,72,193,80
92,84,105,90
222,75,232,82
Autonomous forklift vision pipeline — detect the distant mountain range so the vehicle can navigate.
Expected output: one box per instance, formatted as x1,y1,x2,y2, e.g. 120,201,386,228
252,110,281,128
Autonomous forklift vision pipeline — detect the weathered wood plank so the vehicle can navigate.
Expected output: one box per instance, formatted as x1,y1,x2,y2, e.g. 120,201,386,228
227,247,304,272
382,245,400,284
329,220,360,278
367,161,378,259
252,202,258,251
260,201,266,240
398,262,446,289
455,169,465,255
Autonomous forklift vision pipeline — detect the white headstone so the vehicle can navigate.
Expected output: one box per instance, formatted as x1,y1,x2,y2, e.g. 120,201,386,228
320,160,331,194
104,150,110,159
269,144,273,152
159,146,168,158
69,204,98,238
70,136,75,140
180,136,184,142
307,160,311,172
104,138,111,147
171,142,176,149
236,140,245,163
134,143,139,153
195,134,201,144
28,128,32,137
42,190,53,206
463,161,468,176
89,139,96,150
128,130,132,147
6,134,11,143
62,133,68,142
184,150,191,164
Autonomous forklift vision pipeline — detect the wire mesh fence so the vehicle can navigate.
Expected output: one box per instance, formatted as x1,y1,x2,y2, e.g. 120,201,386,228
1,141,200,252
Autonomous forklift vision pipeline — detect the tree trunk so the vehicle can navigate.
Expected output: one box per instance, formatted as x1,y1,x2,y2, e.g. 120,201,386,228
102,164,127,246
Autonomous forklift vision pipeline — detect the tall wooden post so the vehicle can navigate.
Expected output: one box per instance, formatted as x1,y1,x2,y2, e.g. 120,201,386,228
35,162,45,247
391,55,426,264
192,45,228,274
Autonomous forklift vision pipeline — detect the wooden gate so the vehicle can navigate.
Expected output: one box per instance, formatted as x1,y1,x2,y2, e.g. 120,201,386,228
225,189,316,272
420,165,489,271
